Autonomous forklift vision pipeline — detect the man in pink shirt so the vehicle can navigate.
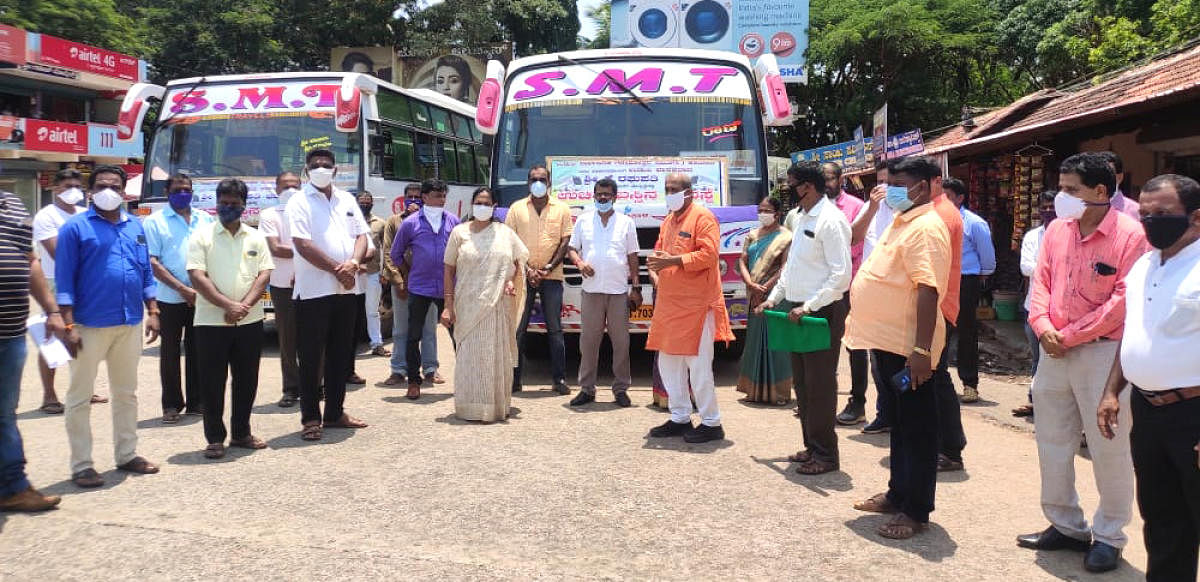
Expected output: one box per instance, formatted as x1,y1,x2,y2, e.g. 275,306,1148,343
822,163,872,426
1099,151,1140,221
1018,152,1147,573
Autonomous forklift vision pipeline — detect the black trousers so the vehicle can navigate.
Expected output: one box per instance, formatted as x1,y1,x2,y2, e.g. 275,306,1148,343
296,294,357,425
1131,391,1200,582
406,294,444,384
784,298,846,465
269,286,299,397
843,292,872,411
934,325,967,461
952,275,981,388
195,322,263,444
874,349,939,523
159,301,201,413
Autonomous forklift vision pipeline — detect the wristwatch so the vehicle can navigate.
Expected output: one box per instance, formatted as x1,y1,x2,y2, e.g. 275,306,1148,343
912,346,931,357
543,263,555,271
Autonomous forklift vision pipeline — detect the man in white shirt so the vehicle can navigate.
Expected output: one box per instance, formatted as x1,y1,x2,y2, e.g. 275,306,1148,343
846,163,894,434
1097,174,1200,582
259,171,301,407
759,161,852,475
566,178,642,408
30,169,91,414
1014,191,1057,417
1099,151,1140,220
287,149,369,440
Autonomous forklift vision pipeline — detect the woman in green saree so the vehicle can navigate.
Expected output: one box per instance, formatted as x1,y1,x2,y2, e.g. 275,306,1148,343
735,197,793,405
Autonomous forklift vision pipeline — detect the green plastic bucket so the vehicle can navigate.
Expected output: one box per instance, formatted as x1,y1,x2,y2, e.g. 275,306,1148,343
993,291,1020,322
764,310,831,353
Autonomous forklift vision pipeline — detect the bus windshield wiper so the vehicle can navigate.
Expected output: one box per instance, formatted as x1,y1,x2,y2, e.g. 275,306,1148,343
556,55,652,113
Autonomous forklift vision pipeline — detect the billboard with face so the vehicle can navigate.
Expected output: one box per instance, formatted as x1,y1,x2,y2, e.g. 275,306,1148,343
396,44,513,104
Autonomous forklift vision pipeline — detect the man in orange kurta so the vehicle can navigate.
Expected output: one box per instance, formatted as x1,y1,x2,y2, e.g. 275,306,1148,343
646,173,734,443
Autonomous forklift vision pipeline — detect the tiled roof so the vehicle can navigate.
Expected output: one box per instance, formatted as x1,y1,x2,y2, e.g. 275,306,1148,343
925,89,1060,153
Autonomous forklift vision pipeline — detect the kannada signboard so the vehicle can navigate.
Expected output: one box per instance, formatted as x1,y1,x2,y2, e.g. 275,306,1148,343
547,157,729,207
0,24,24,66
609,0,810,83
790,130,925,169
36,33,139,81
872,103,887,162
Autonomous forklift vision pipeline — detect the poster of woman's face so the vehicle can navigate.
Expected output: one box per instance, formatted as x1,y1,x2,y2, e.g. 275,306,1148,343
405,54,483,104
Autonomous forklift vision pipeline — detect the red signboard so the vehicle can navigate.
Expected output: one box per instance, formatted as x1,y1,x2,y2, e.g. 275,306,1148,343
0,25,24,65
37,34,138,81
24,119,88,154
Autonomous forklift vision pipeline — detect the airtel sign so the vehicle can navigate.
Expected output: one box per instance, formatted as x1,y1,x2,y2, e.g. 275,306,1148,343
37,34,139,81
25,119,88,154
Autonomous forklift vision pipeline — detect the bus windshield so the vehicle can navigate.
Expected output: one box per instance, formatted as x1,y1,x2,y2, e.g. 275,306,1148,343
144,112,362,199
495,97,763,206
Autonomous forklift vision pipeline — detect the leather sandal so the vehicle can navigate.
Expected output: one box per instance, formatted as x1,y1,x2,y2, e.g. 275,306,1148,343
323,414,368,429
796,459,839,475
229,435,267,449
787,450,812,463
116,456,160,474
204,444,226,459
853,492,898,514
40,402,64,414
301,422,323,441
406,383,421,400
90,394,109,404
877,513,927,540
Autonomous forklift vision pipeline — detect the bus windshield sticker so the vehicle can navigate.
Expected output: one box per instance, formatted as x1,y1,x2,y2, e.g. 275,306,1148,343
301,135,333,152
546,156,729,207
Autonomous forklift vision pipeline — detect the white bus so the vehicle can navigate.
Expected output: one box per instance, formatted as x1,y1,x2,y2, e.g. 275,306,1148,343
118,72,486,222
467,48,792,334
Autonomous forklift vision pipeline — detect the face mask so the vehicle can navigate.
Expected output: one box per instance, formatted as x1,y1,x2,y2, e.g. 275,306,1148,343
278,187,299,206
58,187,84,205
1038,209,1056,226
665,190,688,212
1141,214,1191,250
217,204,244,224
758,213,776,226
423,205,444,221
92,187,123,211
885,185,915,212
358,203,373,216
595,200,614,213
529,180,548,198
472,204,494,221
308,167,334,188
168,190,193,210
1054,191,1087,220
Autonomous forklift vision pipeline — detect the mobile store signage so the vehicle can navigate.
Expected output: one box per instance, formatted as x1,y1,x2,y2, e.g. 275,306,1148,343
0,24,24,66
25,119,88,154
507,62,753,109
88,123,143,158
36,33,139,81
547,156,729,207
790,130,925,168
609,0,809,83
163,81,342,118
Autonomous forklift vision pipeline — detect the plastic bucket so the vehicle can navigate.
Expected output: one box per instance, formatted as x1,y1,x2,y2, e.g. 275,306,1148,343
992,291,1021,322
764,310,831,353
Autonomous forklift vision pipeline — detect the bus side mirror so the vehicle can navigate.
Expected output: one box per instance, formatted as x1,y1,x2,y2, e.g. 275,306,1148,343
337,74,379,133
754,54,792,127
117,83,165,142
475,60,507,136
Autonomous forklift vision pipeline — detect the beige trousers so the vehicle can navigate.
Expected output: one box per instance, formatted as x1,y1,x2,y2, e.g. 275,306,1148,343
65,324,142,474
578,291,632,394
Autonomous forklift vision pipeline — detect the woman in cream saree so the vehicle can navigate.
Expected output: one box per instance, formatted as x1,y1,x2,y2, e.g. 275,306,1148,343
442,188,529,422
735,197,793,405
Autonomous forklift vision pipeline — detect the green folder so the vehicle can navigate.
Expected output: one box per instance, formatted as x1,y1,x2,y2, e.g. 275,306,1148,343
764,310,831,353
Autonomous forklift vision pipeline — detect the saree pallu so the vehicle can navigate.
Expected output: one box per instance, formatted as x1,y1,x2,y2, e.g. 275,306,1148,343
735,227,793,404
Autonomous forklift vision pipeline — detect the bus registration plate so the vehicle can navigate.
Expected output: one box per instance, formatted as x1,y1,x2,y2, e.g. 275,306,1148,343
630,305,654,321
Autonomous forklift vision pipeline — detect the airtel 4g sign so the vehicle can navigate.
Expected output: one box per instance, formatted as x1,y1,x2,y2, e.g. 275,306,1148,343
165,81,342,117
507,62,753,107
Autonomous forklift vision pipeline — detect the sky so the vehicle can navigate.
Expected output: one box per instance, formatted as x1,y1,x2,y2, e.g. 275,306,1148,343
577,0,604,41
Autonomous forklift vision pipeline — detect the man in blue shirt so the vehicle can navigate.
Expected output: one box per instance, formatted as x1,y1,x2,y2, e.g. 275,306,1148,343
943,178,996,407
56,166,162,488
143,173,212,423
391,179,457,401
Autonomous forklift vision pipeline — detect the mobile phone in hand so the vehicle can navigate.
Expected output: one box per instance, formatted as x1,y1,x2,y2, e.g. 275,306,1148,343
891,367,912,393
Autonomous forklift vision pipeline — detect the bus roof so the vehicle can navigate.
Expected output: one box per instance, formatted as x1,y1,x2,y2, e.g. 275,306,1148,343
161,71,475,117
506,48,754,74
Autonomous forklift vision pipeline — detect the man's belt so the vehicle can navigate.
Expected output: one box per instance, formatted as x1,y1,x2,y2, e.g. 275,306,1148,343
1135,385,1200,407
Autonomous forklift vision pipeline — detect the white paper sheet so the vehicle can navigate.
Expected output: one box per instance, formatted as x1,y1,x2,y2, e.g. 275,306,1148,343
26,315,73,369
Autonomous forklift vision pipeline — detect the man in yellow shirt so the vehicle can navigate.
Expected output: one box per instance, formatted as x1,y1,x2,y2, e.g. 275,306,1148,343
845,156,952,540
505,164,574,394
186,179,274,460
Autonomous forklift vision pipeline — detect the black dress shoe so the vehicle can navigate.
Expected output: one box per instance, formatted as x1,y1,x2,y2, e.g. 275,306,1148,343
683,424,725,443
569,391,595,406
648,419,693,437
1015,526,1090,552
552,381,571,395
614,392,632,408
1084,541,1121,573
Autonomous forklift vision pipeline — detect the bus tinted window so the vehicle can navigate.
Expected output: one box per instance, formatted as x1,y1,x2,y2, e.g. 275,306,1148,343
411,103,432,129
441,140,460,182
455,142,475,183
451,114,471,138
430,107,452,134
377,90,412,124
475,146,489,183
392,130,416,179
415,133,441,179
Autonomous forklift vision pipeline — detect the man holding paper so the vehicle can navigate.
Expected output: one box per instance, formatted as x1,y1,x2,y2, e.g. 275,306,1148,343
757,161,852,475
0,189,66,512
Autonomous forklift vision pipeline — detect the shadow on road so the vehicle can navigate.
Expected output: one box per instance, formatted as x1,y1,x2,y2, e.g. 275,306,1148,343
38,469,133,497
166,446,260,466
1031,549,1144,580
845,432,891,449
251,402,301,415
265,428,355,449
750,455,854,496
641,436,734,453
561,401,626,413
433,407,523,425
136,415,201,429
843,515,958,562
382,393,453,405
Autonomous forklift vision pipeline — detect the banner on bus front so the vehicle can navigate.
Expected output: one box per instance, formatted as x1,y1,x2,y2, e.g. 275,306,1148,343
546,156,729,207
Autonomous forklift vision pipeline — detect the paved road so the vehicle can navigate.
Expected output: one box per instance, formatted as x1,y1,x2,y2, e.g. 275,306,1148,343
1,328,1147,580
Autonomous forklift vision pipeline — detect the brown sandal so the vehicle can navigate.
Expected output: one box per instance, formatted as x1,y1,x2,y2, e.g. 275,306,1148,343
116,456,160,474
853,492,898,514
90,394,109,404
324,414,368,429
795,459,839,475
787,450,812,463
301,422,323,441
40,402,64,414
229,435,267,449
877,513,927,539
203,444,226,459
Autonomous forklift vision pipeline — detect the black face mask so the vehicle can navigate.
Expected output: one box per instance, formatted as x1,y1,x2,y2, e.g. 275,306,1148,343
359,204,373,216
1141,214,1191,250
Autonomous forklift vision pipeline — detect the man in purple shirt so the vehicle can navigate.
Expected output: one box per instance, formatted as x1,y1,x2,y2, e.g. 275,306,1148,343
391,179,458,400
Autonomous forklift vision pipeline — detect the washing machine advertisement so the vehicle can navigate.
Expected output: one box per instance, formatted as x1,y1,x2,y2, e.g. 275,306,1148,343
610,0,809,83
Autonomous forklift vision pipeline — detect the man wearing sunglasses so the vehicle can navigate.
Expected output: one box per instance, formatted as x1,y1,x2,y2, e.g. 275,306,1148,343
143,173,213,424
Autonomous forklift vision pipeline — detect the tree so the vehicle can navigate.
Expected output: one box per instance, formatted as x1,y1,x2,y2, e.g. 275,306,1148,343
500,0,579,55
0,0,146,56
584,2,611,49
136,0,291,82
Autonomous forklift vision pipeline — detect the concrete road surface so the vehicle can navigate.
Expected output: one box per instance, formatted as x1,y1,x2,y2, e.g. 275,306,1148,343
1,327,1148,580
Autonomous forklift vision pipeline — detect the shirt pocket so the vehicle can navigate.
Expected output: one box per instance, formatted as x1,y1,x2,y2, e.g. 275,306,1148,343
1161,293,1200,337
863,242,897,281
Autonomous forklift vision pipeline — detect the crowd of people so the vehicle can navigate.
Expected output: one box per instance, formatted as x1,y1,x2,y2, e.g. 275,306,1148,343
0,148,1196,580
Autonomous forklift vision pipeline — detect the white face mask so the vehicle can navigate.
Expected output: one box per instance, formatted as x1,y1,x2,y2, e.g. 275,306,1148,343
665,190,688,212
758,212,776,227
58,187,84,205
529,180,548,198
278,187,299,206
92,187,123,211
423,205,444,221
308,167,334,188
472,204,494,221
1054,191,1088,221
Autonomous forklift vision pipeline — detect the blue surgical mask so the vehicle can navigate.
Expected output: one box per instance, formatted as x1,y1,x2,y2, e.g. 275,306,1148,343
168,190,193,210
595,200,614,213
885,185,915,212
217,203,244,224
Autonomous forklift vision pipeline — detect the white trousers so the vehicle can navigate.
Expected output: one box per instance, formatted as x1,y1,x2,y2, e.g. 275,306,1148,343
365,276,383,347
1031,340,1134,548
657,312,721,427
66,324,142,474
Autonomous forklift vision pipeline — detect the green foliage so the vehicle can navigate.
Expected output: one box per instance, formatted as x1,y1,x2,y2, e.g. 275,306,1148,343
0,0,146,56
584,2,611,50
